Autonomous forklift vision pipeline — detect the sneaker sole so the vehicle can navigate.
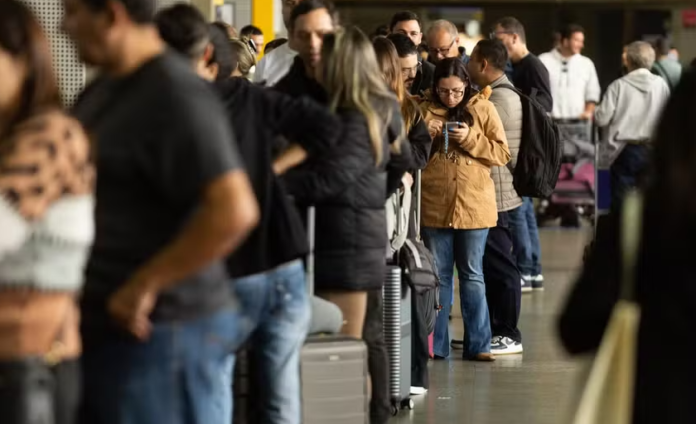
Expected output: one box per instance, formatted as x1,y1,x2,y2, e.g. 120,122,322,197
491,346,524,356
532,287,545,291
522,287,533,293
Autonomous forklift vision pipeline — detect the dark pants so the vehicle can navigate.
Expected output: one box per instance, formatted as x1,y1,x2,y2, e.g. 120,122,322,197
411,289,434,389
610,144,649,211
483,211,522,342
0,359,80,424
363,289,390,424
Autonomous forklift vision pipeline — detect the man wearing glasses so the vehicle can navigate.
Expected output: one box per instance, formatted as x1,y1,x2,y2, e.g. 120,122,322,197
389,11,434,96
425,20,467,65
387,32,433,97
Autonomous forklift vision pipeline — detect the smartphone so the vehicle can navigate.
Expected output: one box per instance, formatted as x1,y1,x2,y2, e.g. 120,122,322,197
445,121,461,133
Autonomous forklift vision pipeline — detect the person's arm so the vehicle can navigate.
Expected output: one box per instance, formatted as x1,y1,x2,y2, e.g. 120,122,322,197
386,112,412,197
108,95,259,340
594,82,618,128
407,115,433,170
456,103,511,167
583,61,601,119
559,212,621,354
532,61,554,114
261,88,340,156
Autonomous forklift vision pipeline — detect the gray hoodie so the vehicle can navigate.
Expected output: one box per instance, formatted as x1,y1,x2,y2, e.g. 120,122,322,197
595,68,670,167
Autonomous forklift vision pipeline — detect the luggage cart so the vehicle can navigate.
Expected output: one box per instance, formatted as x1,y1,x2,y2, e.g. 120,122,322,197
537,119,596,227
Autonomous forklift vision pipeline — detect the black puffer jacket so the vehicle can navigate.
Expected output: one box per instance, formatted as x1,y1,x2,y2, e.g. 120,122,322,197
284,103,412,291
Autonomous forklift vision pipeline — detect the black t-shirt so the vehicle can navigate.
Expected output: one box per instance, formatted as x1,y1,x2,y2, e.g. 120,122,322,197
73,53,243,343
512,53,553,114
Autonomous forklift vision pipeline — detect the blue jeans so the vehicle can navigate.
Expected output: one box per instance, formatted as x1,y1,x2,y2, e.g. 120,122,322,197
422,227,491,358
80,307,246,424
508,198,542,276
228,260,311,424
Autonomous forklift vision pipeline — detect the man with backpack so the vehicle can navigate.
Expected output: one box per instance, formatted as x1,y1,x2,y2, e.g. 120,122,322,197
467,39,525,355
492,17,555,292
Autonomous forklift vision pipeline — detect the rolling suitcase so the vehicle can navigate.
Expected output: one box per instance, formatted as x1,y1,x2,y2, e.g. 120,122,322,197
384,176,414,415
300,206,370,424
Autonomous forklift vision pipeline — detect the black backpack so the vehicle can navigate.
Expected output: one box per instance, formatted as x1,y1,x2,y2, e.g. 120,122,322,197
498,84,562,198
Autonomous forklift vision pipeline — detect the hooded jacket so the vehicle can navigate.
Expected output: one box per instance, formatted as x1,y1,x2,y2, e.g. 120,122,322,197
595,68,670,167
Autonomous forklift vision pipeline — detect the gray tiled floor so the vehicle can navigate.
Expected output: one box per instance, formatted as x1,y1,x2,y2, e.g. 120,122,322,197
396,229,593,424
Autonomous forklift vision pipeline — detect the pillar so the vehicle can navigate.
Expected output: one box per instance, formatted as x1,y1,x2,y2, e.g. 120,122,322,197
252,0,274,56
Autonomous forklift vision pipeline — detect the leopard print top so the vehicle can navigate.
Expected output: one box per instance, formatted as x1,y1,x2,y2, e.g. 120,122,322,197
0,111,93,220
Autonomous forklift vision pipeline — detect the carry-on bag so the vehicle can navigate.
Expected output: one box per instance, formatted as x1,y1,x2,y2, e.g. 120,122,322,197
300,206,370,424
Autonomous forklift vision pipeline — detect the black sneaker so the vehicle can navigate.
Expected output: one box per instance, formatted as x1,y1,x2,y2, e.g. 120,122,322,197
521,277,533,293
491,336,524,355
531,274,544,291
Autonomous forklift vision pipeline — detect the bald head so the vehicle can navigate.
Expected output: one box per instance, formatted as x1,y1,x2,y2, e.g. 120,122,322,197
426,20,460,64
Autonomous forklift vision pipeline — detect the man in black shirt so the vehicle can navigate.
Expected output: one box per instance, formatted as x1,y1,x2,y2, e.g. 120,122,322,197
492,17,553,113
156,5,343,423
492,17,550,292
63,0,259,423
389,11,435,96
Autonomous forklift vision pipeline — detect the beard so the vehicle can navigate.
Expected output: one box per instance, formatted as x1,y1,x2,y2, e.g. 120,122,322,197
404,78,415,89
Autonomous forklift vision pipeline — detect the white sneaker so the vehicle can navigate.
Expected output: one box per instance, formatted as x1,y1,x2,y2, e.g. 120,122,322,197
491,336,524,355
531,274,545,291
410,386,428,395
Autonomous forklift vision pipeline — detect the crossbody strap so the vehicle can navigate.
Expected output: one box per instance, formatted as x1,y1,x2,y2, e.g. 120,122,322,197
620,191,643,302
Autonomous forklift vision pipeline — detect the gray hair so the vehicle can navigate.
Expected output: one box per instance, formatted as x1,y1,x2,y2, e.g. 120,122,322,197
427,19,458,40
626,41,656,70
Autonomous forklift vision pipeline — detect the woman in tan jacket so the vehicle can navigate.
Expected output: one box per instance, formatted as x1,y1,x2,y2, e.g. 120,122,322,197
419,58,510,361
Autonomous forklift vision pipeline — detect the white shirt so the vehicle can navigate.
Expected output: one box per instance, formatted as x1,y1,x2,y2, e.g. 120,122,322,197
253,43,297,87
539,49,601,119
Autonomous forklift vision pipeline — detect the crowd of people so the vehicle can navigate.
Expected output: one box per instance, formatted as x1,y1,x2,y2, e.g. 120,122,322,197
0,0,694,424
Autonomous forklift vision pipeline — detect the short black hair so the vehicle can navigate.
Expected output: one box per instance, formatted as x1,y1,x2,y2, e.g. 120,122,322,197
495,16,526,43
386,33,417,58
372,24,389,38
265,38,288,54
155,3,209,60
289,0,337,31
473,39,508,72
389,11,421,32
208,24,234,81
560,24,584,41
653,36,671,56
81,0,155,24
240,25,263,37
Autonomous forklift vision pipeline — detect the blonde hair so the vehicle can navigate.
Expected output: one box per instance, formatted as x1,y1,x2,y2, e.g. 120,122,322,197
230,38,256,77
372,36,422,133
321,27,404,165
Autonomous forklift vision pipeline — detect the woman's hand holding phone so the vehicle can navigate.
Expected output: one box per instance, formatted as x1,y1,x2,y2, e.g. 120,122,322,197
447,122,470,144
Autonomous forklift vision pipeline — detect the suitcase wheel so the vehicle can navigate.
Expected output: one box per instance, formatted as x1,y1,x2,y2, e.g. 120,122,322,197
401,398,415,411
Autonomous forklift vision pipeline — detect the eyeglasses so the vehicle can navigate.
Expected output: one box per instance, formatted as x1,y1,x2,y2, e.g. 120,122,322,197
428,40,456,57
401,62,422,77
437,87,466,98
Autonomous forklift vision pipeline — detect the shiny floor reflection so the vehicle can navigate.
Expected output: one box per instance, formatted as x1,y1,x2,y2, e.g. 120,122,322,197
395,229,592,424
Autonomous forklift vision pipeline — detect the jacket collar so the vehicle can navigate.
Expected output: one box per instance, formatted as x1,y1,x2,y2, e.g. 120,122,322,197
285,56,327,103
489,74,511,89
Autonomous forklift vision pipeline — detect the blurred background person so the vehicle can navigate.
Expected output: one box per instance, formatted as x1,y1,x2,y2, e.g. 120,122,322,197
265,37,288,55
230,38,258,79
426,20,463,65
651,36,682,92
595,41,669,209
0,1,93,423
240,24,264,57
254,0,302,86
560,67,696,424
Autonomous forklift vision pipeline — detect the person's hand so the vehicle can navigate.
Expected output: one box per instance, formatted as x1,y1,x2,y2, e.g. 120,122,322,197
403,172,414,189
579,111,593,121
447,123,470,144
427,120,443,139
108,274,159,341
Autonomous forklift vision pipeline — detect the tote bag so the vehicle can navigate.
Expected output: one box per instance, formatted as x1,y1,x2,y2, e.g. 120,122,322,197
572,190,643,424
